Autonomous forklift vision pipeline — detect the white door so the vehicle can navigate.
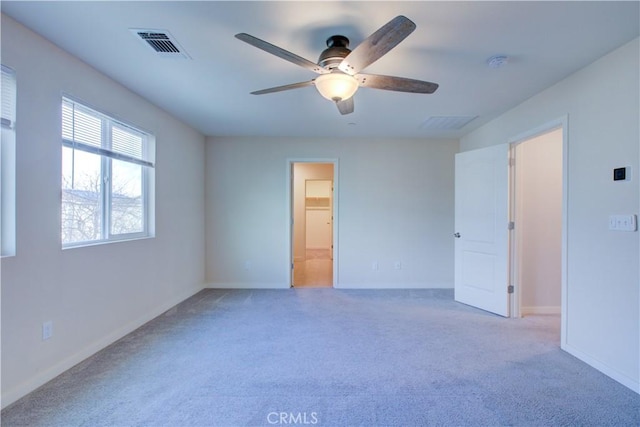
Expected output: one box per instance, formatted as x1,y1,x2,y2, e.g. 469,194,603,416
454,143,510,317
305,180,333,251
306,210,332,249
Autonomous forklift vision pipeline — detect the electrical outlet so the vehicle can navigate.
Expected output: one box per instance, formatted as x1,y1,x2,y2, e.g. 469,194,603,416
394,261,402,270
243,260,252,271
372,261,379,271
42,321,53,341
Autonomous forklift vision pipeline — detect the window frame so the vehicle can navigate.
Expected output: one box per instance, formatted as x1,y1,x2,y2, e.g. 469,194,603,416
61,96,155,249
1,65,17,257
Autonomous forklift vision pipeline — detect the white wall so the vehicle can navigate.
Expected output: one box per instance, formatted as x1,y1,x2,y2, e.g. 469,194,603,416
515,129,562,314
0,15,206,407
461,38,639,392
205,137,458,289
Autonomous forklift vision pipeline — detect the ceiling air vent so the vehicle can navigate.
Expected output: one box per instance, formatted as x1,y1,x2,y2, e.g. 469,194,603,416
420,116,478,130
130,28,191,59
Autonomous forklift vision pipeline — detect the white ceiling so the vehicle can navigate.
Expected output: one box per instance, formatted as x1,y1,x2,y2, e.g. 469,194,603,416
2,1,638,139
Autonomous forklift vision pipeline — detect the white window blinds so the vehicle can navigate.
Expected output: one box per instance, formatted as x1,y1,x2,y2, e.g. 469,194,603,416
62,98,154,168
1,66,16,130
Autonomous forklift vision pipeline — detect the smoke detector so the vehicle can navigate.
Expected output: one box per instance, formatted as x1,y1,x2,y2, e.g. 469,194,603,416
487,55,508,69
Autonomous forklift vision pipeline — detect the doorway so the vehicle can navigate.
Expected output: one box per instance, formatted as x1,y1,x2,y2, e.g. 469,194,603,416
511,128,563,318
454,117,567,328
290,161,336,288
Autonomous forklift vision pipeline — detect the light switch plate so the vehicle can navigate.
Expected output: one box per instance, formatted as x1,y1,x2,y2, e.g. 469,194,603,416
609,214,637,231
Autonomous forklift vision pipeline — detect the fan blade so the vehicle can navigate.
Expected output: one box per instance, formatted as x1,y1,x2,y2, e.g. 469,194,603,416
250,80,315,95
338,16,416,75
235,33,329,75
357,73,438,94
336,97,354,115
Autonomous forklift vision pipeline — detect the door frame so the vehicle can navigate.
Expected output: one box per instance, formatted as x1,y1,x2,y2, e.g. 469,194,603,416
286,158,339,287
507,116,568,348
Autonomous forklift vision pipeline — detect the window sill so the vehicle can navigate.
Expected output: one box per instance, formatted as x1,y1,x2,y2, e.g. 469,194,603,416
62,234,154,251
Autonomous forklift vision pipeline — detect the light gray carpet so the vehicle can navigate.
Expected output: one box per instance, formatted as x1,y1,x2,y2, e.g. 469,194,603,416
2,289,639,426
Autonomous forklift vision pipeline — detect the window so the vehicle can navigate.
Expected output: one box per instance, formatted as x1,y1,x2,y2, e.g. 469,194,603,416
1,65,17,257
61,97,154,247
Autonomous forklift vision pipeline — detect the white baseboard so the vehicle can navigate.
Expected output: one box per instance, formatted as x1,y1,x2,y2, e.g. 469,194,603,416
1,285,204,409
205,282,453,290
562,342,639,394
205,282,290,289
521,306,561,315
334,282,453,289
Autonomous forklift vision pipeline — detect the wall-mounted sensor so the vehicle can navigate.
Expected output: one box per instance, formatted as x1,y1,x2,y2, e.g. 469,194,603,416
613,167,629,181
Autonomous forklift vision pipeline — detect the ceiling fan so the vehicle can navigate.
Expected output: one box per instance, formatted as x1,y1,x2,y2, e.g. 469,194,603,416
235,15,439,115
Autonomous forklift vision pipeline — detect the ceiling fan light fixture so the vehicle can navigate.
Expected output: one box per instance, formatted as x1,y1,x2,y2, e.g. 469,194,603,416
314,72,359,102
237,16,437,114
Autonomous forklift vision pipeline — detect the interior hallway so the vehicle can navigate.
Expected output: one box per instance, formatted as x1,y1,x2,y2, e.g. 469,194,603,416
293,249,332,288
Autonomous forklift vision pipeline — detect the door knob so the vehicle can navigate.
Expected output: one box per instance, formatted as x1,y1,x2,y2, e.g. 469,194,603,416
454,232,461,238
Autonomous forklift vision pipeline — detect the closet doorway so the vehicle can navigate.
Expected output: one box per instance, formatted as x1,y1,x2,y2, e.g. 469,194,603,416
290,162,335,288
